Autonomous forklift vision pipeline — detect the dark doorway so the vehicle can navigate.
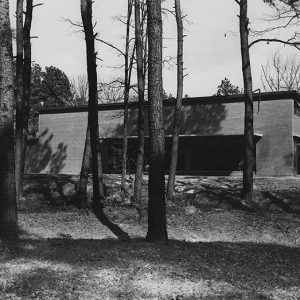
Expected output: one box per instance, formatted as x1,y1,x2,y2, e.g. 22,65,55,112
101,135,258,175
294,138,300,175
178,135,245,175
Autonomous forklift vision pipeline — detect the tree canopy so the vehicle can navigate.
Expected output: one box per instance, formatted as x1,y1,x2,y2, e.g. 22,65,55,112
215,78,241,96
36,65,73,108
29,64,73,136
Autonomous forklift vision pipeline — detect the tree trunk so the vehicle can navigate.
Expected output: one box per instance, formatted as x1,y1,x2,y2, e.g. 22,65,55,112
15,0,24,201
96,140,105,197
133,0,146,205
121,0,134,194
121,92,129,193
0,0,18,239
146,0,168,243
81,0,130,241
239,0,254,203
77,125,91,207
77,124,104,208
166,0,184,200
22,0,33,177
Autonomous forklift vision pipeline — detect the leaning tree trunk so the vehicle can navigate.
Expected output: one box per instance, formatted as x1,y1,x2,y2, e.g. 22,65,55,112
146,0,168,243
133,0,146,205
239,0,254,204
22,0,33,179
166,0,184,200
81,0,130,241
15,0,24,201
121,0,133,194
0,0,18,239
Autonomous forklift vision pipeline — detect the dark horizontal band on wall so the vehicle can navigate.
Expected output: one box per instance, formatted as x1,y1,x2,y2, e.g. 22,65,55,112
27,133,263,145
38,91,300,115
98,133,263,139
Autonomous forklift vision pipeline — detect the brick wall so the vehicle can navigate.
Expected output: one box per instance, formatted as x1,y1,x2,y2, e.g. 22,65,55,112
25,97,295,176
254,99,294,176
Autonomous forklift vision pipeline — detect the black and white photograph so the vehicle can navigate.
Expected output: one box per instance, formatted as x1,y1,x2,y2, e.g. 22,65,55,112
0,0,300,298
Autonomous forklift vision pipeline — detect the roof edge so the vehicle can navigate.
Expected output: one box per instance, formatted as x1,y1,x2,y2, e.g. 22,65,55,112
38,91,300,115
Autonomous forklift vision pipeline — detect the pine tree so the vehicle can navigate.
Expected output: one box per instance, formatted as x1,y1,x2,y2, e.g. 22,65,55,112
146,0,168,243
0,0,18,239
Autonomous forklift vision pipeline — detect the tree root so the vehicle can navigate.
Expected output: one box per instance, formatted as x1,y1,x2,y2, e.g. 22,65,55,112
262,191,300,215
92,200,131,242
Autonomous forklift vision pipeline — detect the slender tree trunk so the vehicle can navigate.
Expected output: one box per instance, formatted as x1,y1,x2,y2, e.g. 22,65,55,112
166,0,184,200
22,0,33,177
81,0,130,241
0,0,18,239
96,139,105,197
15,0,24,201
77,125,91,207
77,124,104,208
133,0,146,205
121,0,134,193
146,0,168,243
239,0,254,203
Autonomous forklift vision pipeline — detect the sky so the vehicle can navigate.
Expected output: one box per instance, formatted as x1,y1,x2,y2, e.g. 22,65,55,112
9,0,300,97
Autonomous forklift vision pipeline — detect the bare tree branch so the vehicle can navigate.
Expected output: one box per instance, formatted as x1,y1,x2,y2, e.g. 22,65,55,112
261,51,300,92
249,36,300,48
95,37,126,57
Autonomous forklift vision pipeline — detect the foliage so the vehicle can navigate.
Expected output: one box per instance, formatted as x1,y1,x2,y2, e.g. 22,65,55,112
30,64,73,109
38,65,73,107
215,78,241,96
29,64,73,137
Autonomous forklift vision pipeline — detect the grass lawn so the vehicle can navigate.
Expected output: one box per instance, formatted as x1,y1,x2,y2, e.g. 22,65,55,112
0,175,300,299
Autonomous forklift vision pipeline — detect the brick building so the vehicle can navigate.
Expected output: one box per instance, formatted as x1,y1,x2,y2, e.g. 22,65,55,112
25,91,300,177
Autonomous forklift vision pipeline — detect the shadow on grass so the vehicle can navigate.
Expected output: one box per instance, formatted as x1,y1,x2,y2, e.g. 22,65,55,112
3,267,82,299
1,236,299,299
22,175,79,210
22,174,300,216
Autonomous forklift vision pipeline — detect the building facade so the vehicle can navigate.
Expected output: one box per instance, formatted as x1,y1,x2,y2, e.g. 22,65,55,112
25,91,300,177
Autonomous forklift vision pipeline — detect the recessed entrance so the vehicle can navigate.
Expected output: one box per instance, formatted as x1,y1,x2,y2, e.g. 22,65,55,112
294,138,300,175
100,135,258,175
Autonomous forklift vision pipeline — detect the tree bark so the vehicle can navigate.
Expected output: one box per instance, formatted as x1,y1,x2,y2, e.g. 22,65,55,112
77,125,91,207
81,0,130,241
133,0,146,205
0,0,18,239
121,0,134,194
77,124,104,208
15,0,24,201
146,0,168,243
22,0,33,176
239,0,254,203
166,0,184,200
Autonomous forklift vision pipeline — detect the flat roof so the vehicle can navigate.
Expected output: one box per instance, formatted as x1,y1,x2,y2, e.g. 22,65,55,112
39,91,300,115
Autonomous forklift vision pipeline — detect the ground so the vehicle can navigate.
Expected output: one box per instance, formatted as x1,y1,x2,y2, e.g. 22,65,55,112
1,175,300,299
